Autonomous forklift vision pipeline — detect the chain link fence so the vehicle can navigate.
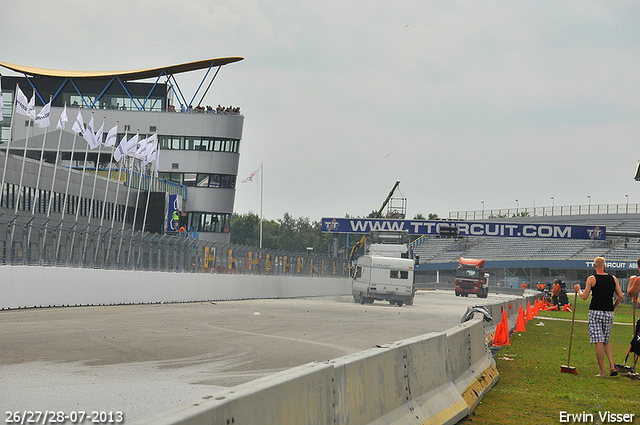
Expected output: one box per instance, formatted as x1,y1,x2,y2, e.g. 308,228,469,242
0,213,349,278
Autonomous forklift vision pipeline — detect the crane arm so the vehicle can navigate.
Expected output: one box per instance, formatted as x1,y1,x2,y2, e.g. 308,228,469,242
349,181,401,263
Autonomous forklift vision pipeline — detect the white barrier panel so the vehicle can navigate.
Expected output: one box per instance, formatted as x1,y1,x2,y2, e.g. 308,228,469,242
0,265,352,310
348,332,469,425
446,320,498,413
138,361,336,425
331,332,457,425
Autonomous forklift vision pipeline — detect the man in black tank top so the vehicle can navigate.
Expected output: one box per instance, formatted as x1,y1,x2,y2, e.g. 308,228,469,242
574,256,623,377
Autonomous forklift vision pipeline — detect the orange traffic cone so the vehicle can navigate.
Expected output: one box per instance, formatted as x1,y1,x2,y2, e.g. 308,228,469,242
516,305,526,332
493,310,510,346
534,299,540,315
526,301,533,321
563,304,572,312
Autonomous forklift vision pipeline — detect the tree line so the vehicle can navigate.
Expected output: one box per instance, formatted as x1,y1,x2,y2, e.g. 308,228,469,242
229,212,438,254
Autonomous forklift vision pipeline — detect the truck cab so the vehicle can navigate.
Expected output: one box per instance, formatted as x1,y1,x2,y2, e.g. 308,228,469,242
454,258,489,298
352,255,415,306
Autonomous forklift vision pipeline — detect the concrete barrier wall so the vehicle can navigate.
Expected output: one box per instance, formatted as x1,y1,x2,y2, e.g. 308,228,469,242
0,265,352,310
133,293,542,425
133,318,503,425
140,361,336,425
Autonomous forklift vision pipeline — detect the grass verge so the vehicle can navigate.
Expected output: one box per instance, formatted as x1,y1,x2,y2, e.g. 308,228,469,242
462,297,640,424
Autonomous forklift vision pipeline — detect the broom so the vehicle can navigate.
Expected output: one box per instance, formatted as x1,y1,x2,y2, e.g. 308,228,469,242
561,291,579,374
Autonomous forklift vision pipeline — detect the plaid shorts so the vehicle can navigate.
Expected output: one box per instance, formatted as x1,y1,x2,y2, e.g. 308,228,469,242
588,310,614,344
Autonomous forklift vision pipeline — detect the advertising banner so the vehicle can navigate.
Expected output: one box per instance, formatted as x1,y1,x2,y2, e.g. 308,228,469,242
321,217,606,240
167,194,183,232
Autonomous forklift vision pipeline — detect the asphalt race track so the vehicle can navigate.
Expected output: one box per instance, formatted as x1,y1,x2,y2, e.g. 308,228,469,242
0,290,514,422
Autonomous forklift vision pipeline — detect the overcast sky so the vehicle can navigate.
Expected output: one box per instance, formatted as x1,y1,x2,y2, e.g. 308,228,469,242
2,1,639,222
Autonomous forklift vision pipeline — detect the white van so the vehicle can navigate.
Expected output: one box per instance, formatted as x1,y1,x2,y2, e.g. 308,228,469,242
352,255,415,306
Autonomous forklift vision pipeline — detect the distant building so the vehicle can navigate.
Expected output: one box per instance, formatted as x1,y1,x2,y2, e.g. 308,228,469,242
0,57,244,243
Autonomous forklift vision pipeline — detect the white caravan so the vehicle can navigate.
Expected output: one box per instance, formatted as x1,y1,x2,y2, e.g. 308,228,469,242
352,255,415,306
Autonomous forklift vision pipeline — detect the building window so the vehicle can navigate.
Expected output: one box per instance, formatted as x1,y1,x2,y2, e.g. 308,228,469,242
196,174,209,187
157,135,239,153
187,212,231,233
183,173,197,187
156,172,235,189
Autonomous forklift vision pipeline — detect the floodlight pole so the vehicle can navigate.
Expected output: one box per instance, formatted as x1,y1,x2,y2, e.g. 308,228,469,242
260,163,264,249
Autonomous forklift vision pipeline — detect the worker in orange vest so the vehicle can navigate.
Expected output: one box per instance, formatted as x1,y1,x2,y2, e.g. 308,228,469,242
552,279,561,307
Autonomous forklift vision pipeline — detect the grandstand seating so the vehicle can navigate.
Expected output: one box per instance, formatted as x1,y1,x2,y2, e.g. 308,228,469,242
412,214,640,264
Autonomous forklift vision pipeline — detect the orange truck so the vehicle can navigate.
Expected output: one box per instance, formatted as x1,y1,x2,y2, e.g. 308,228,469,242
454,258,489,298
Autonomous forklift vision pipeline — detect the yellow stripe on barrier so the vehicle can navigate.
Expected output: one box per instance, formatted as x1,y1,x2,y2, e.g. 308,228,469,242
460,363,499,410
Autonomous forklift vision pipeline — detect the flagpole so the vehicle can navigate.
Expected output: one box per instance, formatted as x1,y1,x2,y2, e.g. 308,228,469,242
128,133,148,268
138,152,154,269
260,162,263,249
69,109,92,264
141,132,157,236
0,82,19,208
14,89,35,214
116,153,133,267
107,128,127,266
32,95,53,215
100,121,118,227
61,131,78,220
117,134,138,267
111,129,127,230
131,133,147,236
120,143,136,233
75,112,94,221
87,116,105,224
56,130,77,266
82,116,105,266
47,103,67,217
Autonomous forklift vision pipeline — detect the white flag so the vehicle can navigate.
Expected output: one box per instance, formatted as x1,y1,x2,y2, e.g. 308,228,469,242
92,121,104,149
15,86,32,118
154,143,160,177
83,115,97,148
104,124,118,147
143,141,157,166
56,104,68,130
34,100,51,128
135,136,151,158
145,133,157,147
72,110,85,135
125,133,139,153
0,81,3,121
113,135,128,162
241,166,261,183
27,92,36,120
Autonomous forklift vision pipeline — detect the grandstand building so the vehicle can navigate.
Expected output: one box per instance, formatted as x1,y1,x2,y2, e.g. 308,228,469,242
413,211,640,289
0,58,243,244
